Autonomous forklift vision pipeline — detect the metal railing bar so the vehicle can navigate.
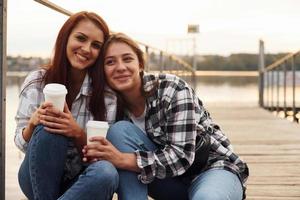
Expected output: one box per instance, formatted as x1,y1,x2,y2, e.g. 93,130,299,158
34,0,73,16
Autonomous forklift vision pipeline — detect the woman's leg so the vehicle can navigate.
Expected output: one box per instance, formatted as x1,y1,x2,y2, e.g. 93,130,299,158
18,125,69,200
107,121,157,200
188,169,243,200
107,121,189,200
58,160,119,200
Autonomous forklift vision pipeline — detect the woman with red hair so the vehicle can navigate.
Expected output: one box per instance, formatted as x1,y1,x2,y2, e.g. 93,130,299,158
15,11,118,200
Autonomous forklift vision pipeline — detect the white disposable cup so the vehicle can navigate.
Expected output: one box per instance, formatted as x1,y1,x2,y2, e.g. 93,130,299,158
43,83,68,111
86,120,109,144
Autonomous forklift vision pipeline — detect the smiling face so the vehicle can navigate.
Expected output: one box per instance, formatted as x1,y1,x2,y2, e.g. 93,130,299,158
66,19,104,71
104,41,142,94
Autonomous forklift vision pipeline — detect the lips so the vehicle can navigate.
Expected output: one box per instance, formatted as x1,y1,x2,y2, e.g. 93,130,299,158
75,52,88,62
114,75,131,81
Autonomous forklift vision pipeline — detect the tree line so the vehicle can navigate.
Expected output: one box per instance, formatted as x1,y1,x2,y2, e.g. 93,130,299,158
180,53,297,71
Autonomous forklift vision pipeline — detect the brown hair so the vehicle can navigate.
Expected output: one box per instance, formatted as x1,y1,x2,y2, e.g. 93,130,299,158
99,33,158,120
43,11,110,120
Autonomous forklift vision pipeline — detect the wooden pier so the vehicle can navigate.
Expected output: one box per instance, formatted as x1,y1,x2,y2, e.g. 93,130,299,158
5,103,300,199
207,103,300,200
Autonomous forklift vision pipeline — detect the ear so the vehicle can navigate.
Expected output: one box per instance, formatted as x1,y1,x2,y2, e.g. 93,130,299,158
139,65,144,72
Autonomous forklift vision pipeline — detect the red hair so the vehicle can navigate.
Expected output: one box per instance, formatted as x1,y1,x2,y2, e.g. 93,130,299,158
44,11,110,120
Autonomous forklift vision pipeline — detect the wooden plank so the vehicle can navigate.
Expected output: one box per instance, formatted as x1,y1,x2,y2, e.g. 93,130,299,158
242,155,300,163
246,185,300,197
234,144,300,155
247,176,300,185
247,197,300,200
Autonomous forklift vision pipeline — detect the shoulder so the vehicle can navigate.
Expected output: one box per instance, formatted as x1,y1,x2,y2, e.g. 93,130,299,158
20,69,46,94
143,73,188,91
157,73,188,90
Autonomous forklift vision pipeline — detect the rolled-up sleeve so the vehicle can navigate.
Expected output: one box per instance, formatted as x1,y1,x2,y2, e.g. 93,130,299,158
14,71,44,153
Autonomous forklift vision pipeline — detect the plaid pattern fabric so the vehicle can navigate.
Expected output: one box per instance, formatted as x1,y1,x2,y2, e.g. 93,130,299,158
14,69,117,181
135,73,248,196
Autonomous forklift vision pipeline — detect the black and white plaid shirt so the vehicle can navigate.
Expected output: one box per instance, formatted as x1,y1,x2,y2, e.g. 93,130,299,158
135,73,248,195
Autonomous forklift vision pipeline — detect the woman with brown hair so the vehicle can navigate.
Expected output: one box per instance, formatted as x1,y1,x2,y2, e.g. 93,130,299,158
84,33,249,200
15,11,118,200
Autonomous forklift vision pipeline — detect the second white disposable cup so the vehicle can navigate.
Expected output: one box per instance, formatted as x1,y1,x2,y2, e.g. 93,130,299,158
43,83,68,111
86,120,109,144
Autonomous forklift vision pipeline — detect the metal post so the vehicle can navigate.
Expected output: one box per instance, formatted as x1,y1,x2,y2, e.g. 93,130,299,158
265,71,270,109
159,51,163,73
192,36,197,71
291,56,296,122
283,62,287,117
276,67,280,113
145,46,149,71
271,70,274,111
0,0,7,199
258,40,265,107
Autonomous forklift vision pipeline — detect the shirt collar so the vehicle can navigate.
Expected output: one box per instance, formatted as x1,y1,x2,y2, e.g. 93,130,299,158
143,72,158,92
80,73,92,96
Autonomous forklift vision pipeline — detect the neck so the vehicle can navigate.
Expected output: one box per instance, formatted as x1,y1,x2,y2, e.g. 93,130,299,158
122,89,145,117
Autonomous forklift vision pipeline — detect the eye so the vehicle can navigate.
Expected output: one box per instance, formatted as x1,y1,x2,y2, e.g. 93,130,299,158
92,42,102,50
123,56,134,62
105,59,115,66
76,35,86,42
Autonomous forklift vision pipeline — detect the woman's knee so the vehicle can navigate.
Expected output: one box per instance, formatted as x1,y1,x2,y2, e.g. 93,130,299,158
107,121,134,141
30,125,69,147
86,160,119,188
189,169,243,200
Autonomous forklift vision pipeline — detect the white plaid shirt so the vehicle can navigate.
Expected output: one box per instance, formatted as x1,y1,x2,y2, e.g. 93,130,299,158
15,69,116,181
134,73,248,198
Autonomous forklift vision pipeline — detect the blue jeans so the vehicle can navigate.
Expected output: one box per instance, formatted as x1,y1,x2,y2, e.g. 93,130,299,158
107,121,243,200
18,125,119,200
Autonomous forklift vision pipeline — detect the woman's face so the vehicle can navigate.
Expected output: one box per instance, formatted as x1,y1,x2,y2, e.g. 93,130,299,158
66,19,104,71
104,42,142,94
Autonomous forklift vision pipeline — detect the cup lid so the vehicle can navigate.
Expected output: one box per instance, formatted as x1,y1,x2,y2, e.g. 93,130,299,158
43,83,68,95
86,120,109,129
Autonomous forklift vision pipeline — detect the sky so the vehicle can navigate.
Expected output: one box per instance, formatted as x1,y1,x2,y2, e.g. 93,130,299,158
7,0,300,57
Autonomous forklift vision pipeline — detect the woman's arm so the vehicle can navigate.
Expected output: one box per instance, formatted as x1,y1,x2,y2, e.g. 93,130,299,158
135,86,199,183
82,136,140,172
15,70,45,152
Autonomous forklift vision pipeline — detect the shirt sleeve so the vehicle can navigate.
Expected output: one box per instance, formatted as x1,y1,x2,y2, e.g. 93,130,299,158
135,86,199,183
14,71,44,153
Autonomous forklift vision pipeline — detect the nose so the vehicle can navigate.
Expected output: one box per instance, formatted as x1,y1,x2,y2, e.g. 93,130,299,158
81,42,91,54
115,60,126,71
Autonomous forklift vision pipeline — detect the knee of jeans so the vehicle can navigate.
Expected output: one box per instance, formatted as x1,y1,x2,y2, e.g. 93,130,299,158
31,125,68,146
107,121,134,141
88,160,119,187
191,191,221,200
190,187,226,200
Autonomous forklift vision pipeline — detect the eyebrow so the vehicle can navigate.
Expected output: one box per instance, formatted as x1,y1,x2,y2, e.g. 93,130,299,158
105,53,134,59
75,32,103,45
